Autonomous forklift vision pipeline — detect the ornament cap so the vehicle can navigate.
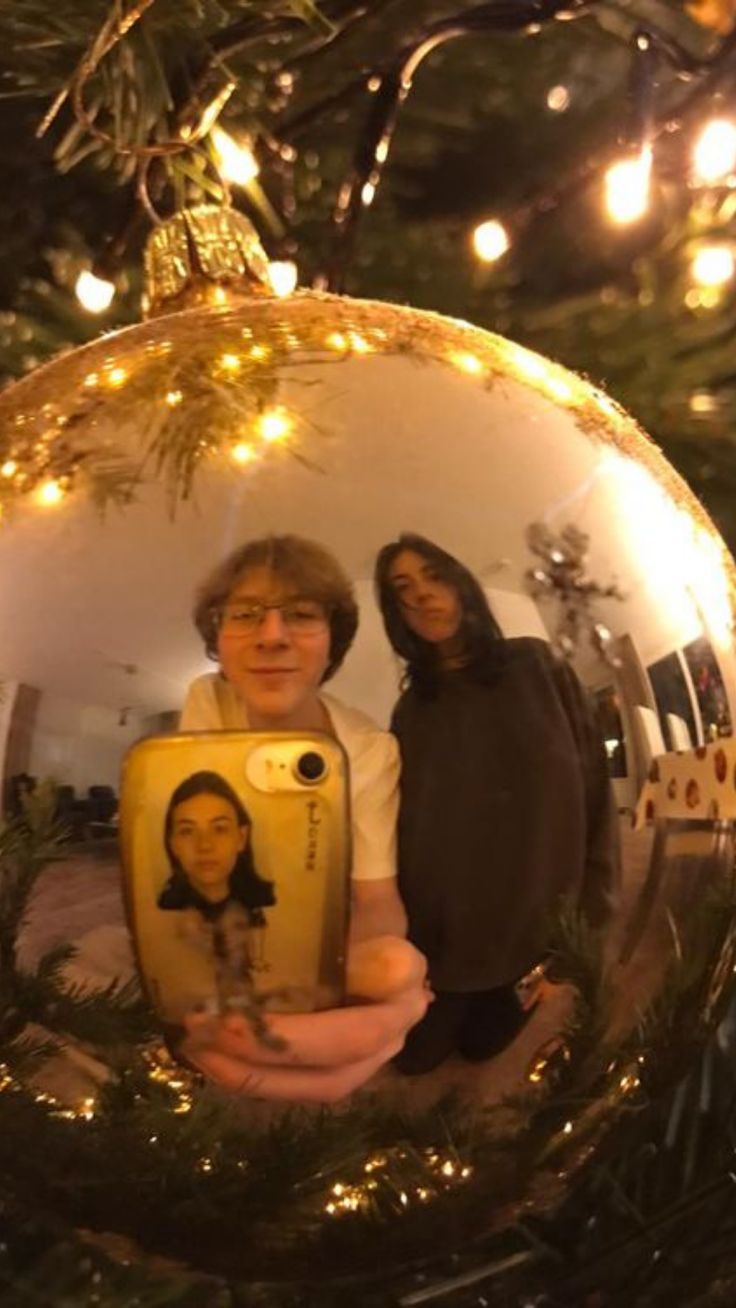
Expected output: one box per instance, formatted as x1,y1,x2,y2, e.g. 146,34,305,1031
142,205,273,317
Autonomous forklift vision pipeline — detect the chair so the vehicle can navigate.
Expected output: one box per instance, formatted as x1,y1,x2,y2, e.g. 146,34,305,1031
87,785,117,824
87,785,118,839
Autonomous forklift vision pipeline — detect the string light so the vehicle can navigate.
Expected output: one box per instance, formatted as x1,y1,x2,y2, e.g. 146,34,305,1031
231,441,256,464
326,331,348,351
165,389,183,406
691,243,735,288
472,218,511,263
546,84,570,112
604,147,652,225
689,390,718,414
619,1072,640,1093
255,407,292,442
1,459,17,477
75,269,116,314
692,118,736,185
268,260,298,297
105,366,128,388
210,125,259,186
449,350,484,375
322,1148,473,1218
34,478,64,506
217,352,242,374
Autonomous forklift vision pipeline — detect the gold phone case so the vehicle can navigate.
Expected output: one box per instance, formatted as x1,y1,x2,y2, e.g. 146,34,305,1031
119,731,350,1025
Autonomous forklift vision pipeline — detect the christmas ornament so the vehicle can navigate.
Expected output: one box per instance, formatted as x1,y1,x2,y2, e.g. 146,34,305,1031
1,202,736,1304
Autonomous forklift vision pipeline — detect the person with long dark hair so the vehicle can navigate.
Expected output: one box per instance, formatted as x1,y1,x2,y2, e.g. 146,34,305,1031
375,532,619,1074
158,770,274,922
158,770,276,1009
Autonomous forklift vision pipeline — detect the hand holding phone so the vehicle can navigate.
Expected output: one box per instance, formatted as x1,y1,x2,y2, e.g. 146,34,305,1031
179,936,432,1103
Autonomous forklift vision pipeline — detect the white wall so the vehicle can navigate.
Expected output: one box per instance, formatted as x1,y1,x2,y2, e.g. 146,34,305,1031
28,692,145,794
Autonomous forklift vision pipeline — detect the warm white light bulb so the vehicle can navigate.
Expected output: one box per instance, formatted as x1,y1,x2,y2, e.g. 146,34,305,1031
691,243,735,288
692,118,736,185
211,125,259,186
35,479,64,507
256,408,292,442
75,269,115,314
231,442,256,464
546,85,570,113
472,219,510,264
604,148,652,225
268,260,298,297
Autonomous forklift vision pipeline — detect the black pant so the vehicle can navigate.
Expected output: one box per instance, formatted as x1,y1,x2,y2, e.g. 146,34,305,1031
393,984,529,1075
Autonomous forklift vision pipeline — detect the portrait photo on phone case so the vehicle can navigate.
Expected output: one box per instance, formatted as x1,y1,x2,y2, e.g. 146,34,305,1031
119,733,350,1025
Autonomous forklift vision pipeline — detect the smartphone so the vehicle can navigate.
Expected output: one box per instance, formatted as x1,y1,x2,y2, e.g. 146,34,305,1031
119,731,350,1027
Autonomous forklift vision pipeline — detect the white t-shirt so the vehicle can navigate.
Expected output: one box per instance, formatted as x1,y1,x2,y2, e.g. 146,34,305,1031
179,674,398,883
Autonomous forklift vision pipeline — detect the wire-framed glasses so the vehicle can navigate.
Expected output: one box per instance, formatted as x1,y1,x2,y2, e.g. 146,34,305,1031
216,599,329,635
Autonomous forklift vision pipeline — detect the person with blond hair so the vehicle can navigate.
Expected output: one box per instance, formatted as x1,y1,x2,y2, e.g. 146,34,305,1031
178,534,429,1101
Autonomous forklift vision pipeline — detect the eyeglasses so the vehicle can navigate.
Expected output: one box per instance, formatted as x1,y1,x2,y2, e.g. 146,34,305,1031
216,599,329,635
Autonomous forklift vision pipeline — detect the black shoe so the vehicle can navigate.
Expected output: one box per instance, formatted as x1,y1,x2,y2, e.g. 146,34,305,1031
393,992,471,1076
458,986,539,1063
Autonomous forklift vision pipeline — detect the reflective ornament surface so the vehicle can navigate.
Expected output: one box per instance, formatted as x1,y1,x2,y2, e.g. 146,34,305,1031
0,285,735,1293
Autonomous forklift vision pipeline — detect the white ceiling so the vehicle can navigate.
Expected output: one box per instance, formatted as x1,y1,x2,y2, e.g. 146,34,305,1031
0,350,724,721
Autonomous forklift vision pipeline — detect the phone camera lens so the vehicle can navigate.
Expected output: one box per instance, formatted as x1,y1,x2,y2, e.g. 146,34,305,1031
294,751,327,784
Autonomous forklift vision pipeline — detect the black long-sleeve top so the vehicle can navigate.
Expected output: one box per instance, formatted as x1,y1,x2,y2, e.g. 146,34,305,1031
391,637,620,991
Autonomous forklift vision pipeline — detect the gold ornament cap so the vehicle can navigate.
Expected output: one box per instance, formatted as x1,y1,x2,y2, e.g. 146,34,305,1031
142,205,273,317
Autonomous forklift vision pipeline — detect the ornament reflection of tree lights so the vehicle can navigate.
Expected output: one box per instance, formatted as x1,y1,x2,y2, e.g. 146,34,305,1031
3,243,725,526
0,204,306,512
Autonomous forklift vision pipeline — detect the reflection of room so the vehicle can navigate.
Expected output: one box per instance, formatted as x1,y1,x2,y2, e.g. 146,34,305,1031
0,677,176,829
0,357,732,819
587,627,733,811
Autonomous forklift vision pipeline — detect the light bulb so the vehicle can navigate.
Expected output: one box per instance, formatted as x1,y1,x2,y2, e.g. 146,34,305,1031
604,148,652,225
472,219,510,263
211,125,259,186
546,85,570,113
692,118,736,185
268,261,298,297
231,442,256,464
75,270,115,314
691,243,735,288
256,408,292,442
35,479,64,506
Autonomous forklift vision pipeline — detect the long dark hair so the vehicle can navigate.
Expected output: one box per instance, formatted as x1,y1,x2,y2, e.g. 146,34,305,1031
374,533,506,696
157,770,275,914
